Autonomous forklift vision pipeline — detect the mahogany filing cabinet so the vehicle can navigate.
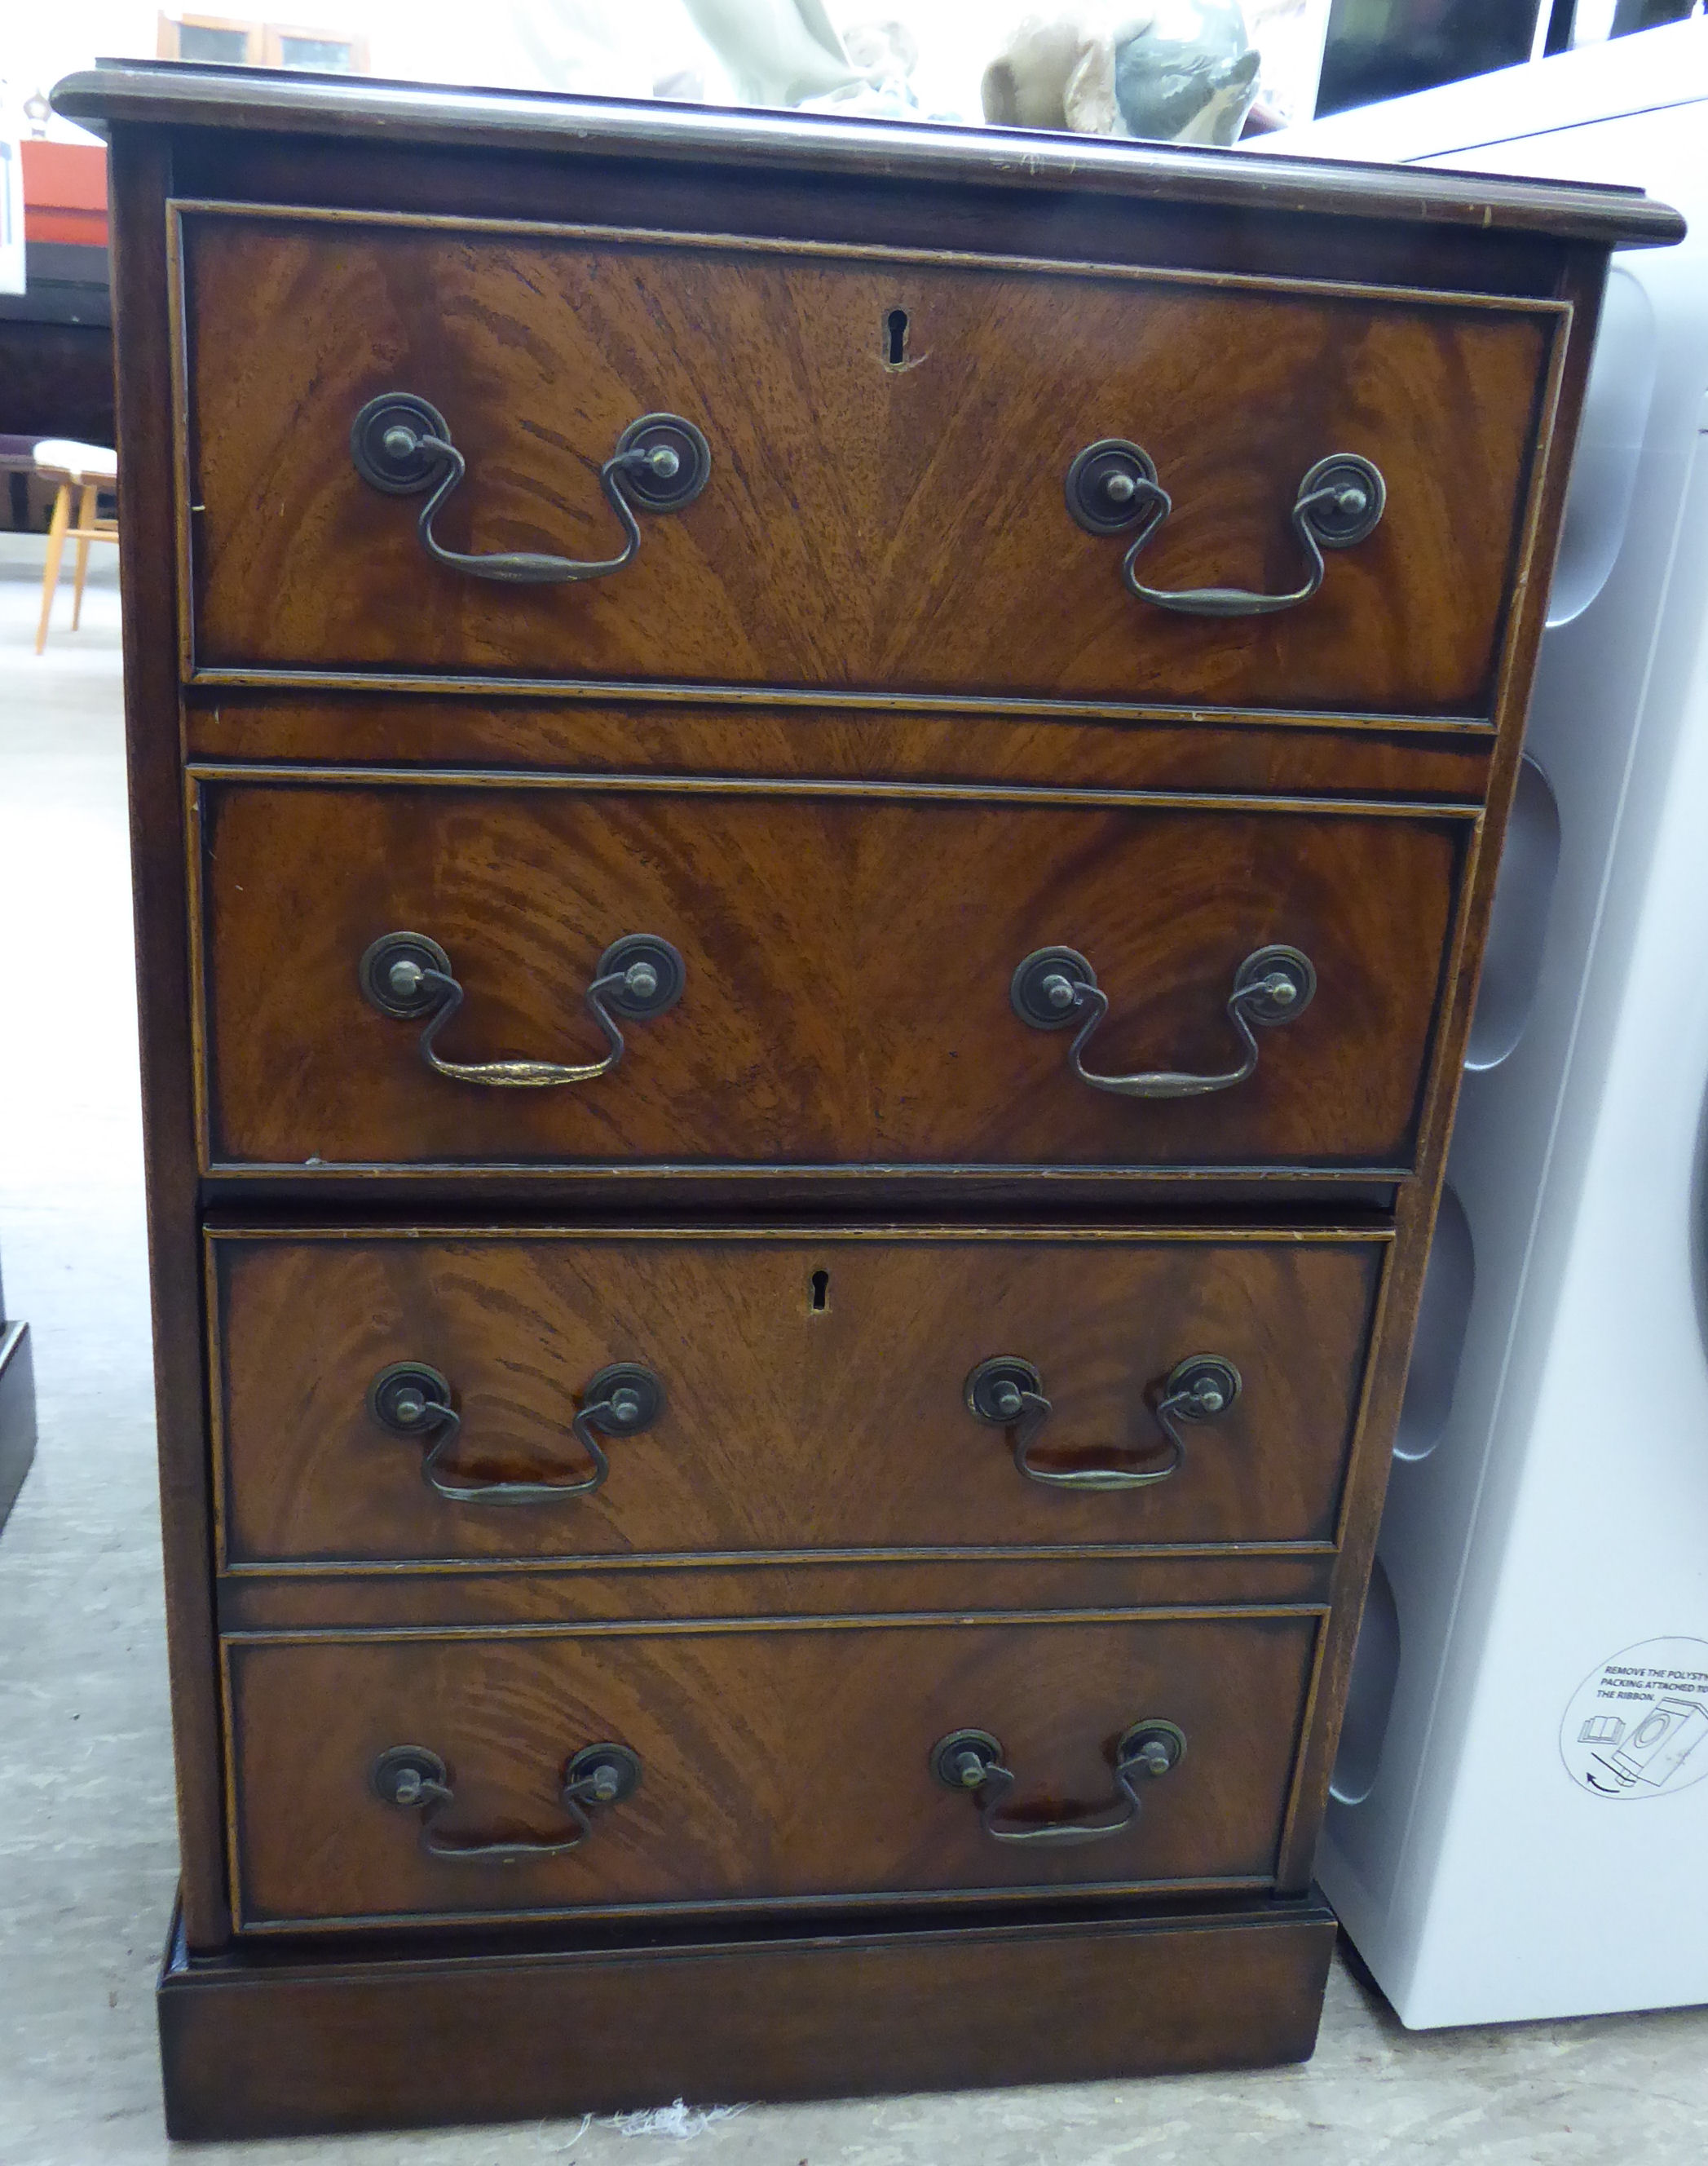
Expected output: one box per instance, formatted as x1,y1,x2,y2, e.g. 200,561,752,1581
51,58,1681,2140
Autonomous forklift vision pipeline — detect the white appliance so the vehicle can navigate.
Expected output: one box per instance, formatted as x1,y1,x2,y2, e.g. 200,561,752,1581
1272,22,1708,2027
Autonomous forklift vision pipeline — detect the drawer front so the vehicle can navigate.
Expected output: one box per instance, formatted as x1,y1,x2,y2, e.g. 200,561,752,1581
210,1230,1384,1567
223,1615,1318,1928
179,209,1556,716
193,777,1465,1174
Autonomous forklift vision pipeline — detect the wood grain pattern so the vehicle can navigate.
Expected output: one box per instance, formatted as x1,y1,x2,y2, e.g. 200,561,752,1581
179,210,1554,716
214,1553,1339,1630
210,1229,1382,1567
194,777,1465,1174
157,1892,1339,2139
223,1613,1319,1928
181,692,1500,792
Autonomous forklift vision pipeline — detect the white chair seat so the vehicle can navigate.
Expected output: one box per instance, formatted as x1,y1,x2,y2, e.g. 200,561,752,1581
32,439,119,485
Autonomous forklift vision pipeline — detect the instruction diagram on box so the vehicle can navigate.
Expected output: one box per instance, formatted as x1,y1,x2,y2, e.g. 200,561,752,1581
1560,1638,1708,1799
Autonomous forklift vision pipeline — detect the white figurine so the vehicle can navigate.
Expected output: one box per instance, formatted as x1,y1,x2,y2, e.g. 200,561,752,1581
679,0,862,108
982,5,1261,146
1116,1,1260,144
982,13,1139,135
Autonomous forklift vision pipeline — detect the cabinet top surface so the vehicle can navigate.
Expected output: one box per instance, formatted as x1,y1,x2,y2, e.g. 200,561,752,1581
55,59,1682,252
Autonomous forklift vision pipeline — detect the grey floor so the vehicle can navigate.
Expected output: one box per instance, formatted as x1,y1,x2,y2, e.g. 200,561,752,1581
3,528,1707,2163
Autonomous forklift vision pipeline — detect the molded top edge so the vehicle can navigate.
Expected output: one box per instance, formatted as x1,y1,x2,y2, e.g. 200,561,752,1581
52,60,1684,251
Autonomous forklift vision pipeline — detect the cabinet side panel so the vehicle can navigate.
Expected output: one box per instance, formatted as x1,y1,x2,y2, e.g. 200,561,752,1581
1277,245,1609,1887
110,126,229,1947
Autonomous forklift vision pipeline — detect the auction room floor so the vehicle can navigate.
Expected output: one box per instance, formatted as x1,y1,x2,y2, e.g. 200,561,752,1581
4,530,1708,2165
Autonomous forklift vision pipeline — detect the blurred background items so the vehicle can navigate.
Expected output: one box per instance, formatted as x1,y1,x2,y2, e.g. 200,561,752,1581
0,3,1702,209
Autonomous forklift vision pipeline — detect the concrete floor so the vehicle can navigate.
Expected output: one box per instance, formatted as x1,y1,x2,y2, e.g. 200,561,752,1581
4,528,1708,2163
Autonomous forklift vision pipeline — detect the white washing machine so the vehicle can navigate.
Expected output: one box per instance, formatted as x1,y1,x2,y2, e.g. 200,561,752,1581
1272,22,1708,2027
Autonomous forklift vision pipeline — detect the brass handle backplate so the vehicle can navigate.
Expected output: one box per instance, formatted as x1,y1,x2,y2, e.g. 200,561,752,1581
1066,437,1384,617
366,1359,663,1505
350,393,710,585
359,930,683,1090
965,1352,1239,1491
1012,943,1314,1100
931,1720,1185,1846
372,1741,641,1863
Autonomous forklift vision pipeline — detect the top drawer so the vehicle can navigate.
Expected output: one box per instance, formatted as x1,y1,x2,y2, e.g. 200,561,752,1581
174,206,1560,717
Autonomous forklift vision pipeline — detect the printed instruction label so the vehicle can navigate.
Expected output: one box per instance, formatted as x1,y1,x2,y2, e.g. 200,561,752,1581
1560,1637,1708,1800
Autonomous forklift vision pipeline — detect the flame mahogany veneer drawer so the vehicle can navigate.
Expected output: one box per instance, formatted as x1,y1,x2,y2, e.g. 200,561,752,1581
207,1227,1385,1568
190,774,1467,1177
174,206,1560,718
221,1612,1320,1930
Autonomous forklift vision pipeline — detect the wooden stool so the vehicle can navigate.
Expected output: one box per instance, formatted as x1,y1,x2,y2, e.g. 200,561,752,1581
33,439,119,652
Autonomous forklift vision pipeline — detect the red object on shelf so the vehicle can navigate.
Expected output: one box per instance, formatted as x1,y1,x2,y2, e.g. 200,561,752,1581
21,141,109,245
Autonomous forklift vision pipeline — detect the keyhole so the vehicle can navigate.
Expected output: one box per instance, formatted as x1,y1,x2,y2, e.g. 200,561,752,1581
884,307,909,368
810,1269,830,1313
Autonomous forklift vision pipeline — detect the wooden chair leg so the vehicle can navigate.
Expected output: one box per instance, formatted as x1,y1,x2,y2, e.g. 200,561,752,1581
70,484,99,630
35,482,73,655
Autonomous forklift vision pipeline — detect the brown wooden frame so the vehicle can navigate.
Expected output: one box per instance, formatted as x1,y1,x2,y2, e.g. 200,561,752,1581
112,136,1607,1946
64,55,1671,2134
156,13,369,73
157,14,265,67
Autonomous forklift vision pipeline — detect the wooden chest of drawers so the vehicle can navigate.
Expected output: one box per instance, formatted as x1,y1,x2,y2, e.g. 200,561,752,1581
55,56,1679,2142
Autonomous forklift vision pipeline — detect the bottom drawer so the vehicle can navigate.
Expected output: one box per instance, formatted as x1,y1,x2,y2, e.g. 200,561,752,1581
223,1612,1319,1931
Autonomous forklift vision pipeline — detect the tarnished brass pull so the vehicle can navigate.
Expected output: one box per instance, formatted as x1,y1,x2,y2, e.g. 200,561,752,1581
965,1353,1239,1492
1011,943,1314,1100
931,1722,1185,1846
350,393,710,585
1066,438,1384,617
358,930,683,1090
366,1359,663,1505
372,1742,640,1863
